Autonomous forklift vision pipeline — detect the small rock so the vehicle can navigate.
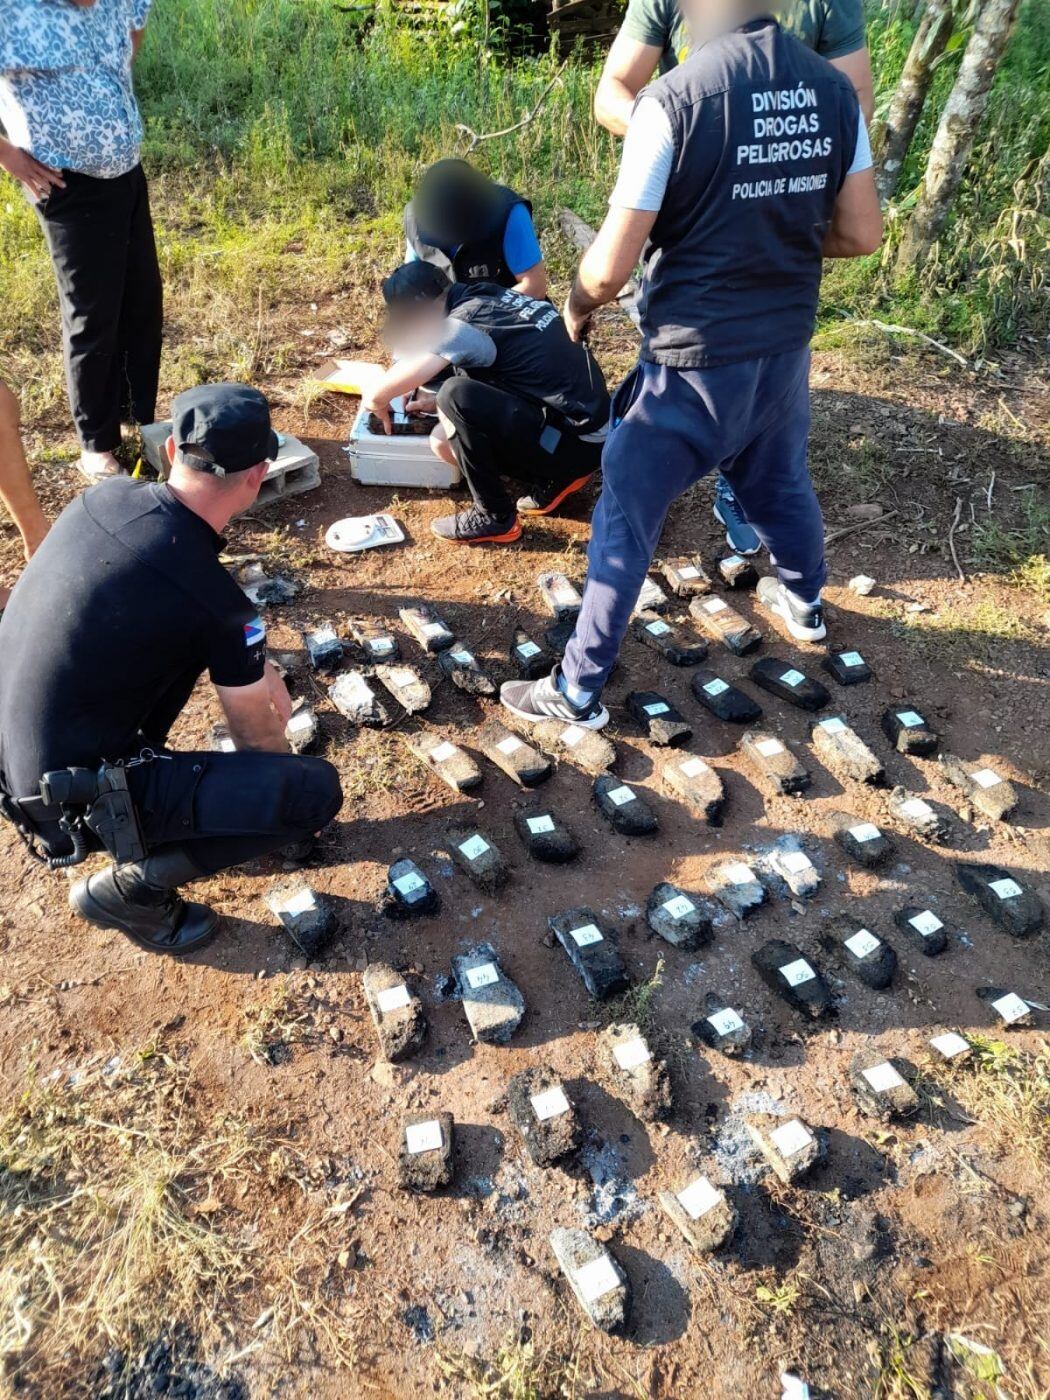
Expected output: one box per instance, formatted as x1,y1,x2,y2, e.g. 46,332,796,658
751,939,832,1018
749,658,829,712
625,690,692,747
881,706,938,757
383,859,439,918
940,755,1018,822
479,720,552,787
330,671,393,728
661,752,725,824
717,554,759,590
630,611,707,666
661,556,712,598
406,732,482,794
532,719,616,775
848,575,876,596
508,627,552,680
350,618,400,664
659,1176,737,1251
976,986,1033,1028
438,642,497,697
693,993,751,1055
823,649,874,686
302,621,344,672
954,861,1043,938
746,1113,823,1183
453,945,525,1044
708,859,766,919
537,571,582,620
375,663,431,714
811,716,884,785
822,917,897,990
829,811,895,868
513,804,579,863
740,729,810,795
893,905,950,957
399,605,454,654
285,706,320,754
264,882,338,958
888,786,949,842
363,963,428,1062
849,1051,918,1120
447,824,510,893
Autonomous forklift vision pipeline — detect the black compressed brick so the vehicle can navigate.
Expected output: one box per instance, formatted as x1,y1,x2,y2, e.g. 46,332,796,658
509,627,551,679
549,906,630,1000
302,621,344,672
264,882,338,958
593,774,658,835
375,663,431,714
823,648,874,685
954,862,1043,938
543,614,576,657
399,605,454,654
383,858,439,918
550,1228,630,1334
661,752,725,824
646,882,713,950
285,706,320,754
508,1066,581,1166
881,705,938,756
976,985,1034,1028
532,718,615,775
822,917,897,990
751,939,832,1019
811,716,884,785
513,805,579,863
661,556,712,598
438,642,497,697
330,671,393,728
690,668,762,723
829,810,895,868
693,993,751,1056
888,786,949,841
893,905,949,956
689,593,762,654
453,945,525,1044
537,571,582,620
850,1051,918,1121
625,690,692,747
447,824,510,893
740,729,810,795
478,720,552,786
363,963,427,1062
749,657,829,711
717,553,759,589
398,1112,454,1192
630,611,707,666
406,731,482,794
350,618,400,664
602,1022,672,1122
940,755,1018,822
659,1176,737,1252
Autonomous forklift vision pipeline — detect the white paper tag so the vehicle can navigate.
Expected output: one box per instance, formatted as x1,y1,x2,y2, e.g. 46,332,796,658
930,1031,969,1059
703,678,729,696
496,735,523,755
708,1007,744,1036
703,597,727,613
606,785,635,807
902,798,933,818
724,861,756,886
613,1038,651,1071
576,1253,621,1303
839,651,864,667
680,757,708,778
311,625,337,645
646,619,672,636
422,620,446,638
910,910,942,936
527,814,555,835
679,565,700,580
450,649,474,665
662,894,695,919
780,851,812,874
517,640,541,658
990,877,1022,900
394,870,426,898
970,768,1002,789
389,667,418,688
406,1119,443,1154
820,717,848,735
780,958,816,987
458,834,489,861
863,1062,905,1093
677,1176,721,1220
560,725,584,748
756,738,783,757
287,711,314,733
845,929,880,959
644,701,670,716
465,962,499,990
370,636,395,654
552,579,578,605
849,822,881,843
277,888,316,917
723,554,744,568
219,737,236,752
771,1119,812,1158
570,923,603,947
530,1085,570,1120
376,983,411,1013
780,668,805,688
430,741,458,763
896,710,924,728
992,992,1028,1024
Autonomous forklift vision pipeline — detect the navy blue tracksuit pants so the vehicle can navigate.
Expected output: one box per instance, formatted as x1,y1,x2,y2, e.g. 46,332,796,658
562,349,826,694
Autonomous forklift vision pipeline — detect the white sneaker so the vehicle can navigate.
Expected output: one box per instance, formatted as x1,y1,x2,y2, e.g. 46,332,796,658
78,450,122,482
756,576,826,642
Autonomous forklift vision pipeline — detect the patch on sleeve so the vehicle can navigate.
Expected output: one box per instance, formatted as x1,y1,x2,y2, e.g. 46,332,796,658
244,617,266,647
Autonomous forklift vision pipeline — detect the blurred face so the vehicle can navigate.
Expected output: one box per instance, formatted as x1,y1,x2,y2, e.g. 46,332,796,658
382,296,447,357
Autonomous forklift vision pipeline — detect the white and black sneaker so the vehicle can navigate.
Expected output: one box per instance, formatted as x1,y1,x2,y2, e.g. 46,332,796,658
500,667,609,729
756,576,826,642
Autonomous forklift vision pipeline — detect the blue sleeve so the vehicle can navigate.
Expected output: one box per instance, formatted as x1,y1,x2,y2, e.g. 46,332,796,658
502,203,544,277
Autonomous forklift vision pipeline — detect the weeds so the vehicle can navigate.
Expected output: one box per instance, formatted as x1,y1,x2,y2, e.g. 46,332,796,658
242,978,314,1065
599,958,664,1034
437,1331,580,1399
872,1323,935,1399
930,1036,1050,1166
754,1278,801,1316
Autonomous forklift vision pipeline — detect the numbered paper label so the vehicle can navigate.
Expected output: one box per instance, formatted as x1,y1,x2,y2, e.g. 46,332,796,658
422,621,446,638
708,1007,744,1036
755,738,783,757
703,678,729,696
527,815,555,835
530,1086,570,1121
992,993,1028,1024
406,1119,443,1155
839,651,864,667
570,923,603,947
820,717,847,735
613,1038,651,1071
560,725,584,748
376,984,411,1013
990,877,1022,900
450,650,474,665
458,834,489,861
517,640,541,658
780,669,805,688
370,636,395,653
910,910,942,936
704,597,727,613
780,851,812,874
902,798,932,818
677,1177,721,1220
897,711,924,728
394,871,426,898
496,735,523,755
278,888,316,917
312,626,337,645
576,1254,621,1303
606,785,635,807
430,741,458,763
849,822,881,843
930,1031,969,1059
679,565,700,580
724,862,756,886
465,962,499,990
771,1119,812,1158
863,1062,905,1093
680,757,708,778
970,768,1002,789
845,929,880,959
646,620,671,636
663,895,695,920
644,701,670,716
780,959,816,987
287,711,314,733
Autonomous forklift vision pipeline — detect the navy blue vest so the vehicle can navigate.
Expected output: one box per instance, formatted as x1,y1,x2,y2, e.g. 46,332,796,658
404,185,531,288
640,18,859,368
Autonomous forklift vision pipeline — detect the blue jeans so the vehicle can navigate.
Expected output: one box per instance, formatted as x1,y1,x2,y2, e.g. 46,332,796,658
562,350,825,693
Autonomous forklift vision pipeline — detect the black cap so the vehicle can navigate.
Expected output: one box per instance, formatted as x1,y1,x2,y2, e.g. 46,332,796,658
381,261,451,310
171,383,279,476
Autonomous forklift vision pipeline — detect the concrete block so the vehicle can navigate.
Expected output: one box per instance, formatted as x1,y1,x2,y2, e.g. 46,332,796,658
537,571,582,620
285,706,319,754
264,882,338,958
303,621,343,672
453,945,525,1044
363,963,427,1062
330,671,393,728
740,729,810,795
447,824,509,893
646,882,714,950
438,642,497,697
406,732,482,794
746,1113,823,1184
659,1176,737,1252
829,811,895,868
508,1067,581,1166
823,918,896,990
888,786,949,841
940,755,1018,821
850,1051,918,1121
625,690,692,747
592,774,658,836
749,657,829,711
893,905,949,957
768,845,821,899
509,627,552,679
690,668,763,723
976,986,1033,1028
955,861,1042,938
689,593,762,654
513,805,579,863
811,716,884,785
479,720,552,787
549,1228,629,1333
694,995,751,1056
708,859,766,919
823,649,874,686
752,939,831,1018
603,1022,672,1121
384,858,439,918
661,556,711,597
661,752,725,824
350,618,400,664
398,1112,454,1192
142,422,321,509
532,719,615,775
881,706,938,757
549,906,630,1000
399,605,454,654
375,663,431,714
630,611,707,666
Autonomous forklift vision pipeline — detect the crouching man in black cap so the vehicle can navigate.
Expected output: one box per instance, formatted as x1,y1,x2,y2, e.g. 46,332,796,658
0,383,343,955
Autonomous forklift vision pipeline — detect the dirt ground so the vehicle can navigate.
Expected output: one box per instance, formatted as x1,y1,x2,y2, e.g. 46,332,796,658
0,307,1048,1399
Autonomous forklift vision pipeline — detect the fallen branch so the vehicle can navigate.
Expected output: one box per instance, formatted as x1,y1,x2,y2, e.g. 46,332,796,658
947,495,967,582
557,207,640,310
840,314,969,368
456,65,567,154
823,508,899,545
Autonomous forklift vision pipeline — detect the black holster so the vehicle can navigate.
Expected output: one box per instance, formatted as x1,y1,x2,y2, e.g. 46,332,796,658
2,762,146,870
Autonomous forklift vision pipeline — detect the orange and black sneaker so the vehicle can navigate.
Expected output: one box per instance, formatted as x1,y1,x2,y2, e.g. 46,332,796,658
517,474,594,517
431,505,522,545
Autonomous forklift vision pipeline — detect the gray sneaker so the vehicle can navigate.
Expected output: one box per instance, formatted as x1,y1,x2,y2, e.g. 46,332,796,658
756,576,826,642
499,667,609,729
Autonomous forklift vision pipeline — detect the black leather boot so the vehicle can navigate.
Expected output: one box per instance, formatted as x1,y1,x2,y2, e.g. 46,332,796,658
69,848,219,955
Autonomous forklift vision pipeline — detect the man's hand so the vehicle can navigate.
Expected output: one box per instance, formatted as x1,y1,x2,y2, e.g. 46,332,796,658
265,660,293,726
362,391,392,435
405,389,437,416
215,670,291,753
0,138,65,202
563,295,593,345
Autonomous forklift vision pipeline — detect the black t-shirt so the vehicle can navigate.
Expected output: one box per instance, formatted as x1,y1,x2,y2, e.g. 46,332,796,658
0,479,266,799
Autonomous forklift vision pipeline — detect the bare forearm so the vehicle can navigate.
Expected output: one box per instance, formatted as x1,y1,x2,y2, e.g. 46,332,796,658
371,354,447,407
227,717,289,754
594,77,636,137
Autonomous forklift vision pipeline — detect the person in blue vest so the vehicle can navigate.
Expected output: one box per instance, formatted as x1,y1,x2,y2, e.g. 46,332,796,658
500,0,882,730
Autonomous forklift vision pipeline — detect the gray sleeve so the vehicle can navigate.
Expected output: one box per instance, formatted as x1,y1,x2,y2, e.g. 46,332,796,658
430,317,497,369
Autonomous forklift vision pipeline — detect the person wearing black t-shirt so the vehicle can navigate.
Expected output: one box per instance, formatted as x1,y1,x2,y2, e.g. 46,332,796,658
0,383,342,955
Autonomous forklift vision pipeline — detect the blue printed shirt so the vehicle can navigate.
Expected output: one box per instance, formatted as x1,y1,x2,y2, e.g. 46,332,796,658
0,0,152,179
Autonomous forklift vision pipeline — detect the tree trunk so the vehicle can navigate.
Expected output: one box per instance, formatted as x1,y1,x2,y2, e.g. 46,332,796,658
874,0,955,204
895,0,1023,272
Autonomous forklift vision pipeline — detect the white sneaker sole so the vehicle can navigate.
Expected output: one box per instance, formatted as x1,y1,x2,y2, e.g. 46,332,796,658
500,694,610,730
712,503,762,557
770,601,826,642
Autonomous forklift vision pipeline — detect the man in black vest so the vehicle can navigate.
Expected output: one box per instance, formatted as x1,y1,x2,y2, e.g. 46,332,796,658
363,264,610,544
500,1,881,730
